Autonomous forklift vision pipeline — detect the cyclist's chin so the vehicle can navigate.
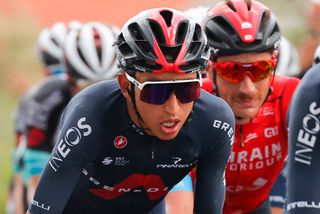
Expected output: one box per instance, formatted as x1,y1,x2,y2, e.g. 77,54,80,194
155,130,180,141
234,109,259,124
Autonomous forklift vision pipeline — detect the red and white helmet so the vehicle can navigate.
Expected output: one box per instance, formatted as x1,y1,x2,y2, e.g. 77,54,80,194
64,22,121,82
203,0,281,58
116,7,210,75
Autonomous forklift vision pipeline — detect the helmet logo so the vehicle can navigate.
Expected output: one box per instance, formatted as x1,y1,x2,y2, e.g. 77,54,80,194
241,22,252,29
244,35,253,41
114,135,128,149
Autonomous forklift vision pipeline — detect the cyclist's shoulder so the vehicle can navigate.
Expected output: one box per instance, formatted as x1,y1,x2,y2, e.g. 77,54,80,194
31,76,70,99
195,90,234,121
271,74,300,98
273,74,300,89
66,80,122,115
300,64,320,86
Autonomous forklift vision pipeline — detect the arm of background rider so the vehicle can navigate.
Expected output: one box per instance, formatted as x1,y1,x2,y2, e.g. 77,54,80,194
286,64,320,214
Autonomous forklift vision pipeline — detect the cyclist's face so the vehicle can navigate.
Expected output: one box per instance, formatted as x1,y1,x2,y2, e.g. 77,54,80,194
122,72,196,140
215,52,273,124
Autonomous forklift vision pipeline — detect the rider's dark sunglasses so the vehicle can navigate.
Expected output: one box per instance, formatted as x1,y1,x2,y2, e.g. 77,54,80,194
125,72,202,105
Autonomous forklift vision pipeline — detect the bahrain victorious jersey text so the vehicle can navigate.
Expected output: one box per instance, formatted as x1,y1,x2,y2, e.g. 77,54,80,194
223,75,300,213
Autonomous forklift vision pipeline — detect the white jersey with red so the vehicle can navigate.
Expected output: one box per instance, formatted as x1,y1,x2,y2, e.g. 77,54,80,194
222,75,299,213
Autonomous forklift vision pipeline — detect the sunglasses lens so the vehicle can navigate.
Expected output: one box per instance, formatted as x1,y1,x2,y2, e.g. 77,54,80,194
140,82,200,105
215,60,274,83
140,84,170,105
251,61,273,81
176,82,200,103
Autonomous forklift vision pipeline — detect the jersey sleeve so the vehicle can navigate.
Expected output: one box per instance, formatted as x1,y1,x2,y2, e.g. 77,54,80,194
270,76,300,209
194,98,234,213
28,92,105,214
285,65,320,213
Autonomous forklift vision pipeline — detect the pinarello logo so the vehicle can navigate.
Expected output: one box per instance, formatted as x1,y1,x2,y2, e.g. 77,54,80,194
114,136,127,149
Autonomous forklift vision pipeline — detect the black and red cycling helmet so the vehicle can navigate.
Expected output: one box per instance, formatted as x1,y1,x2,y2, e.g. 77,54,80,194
116,7,210,75
203,0,281,57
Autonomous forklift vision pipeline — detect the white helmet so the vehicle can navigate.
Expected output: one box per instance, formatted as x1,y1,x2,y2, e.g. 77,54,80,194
275,36,301,77
37,21,82,66
183,5,209,24
64,22,120,83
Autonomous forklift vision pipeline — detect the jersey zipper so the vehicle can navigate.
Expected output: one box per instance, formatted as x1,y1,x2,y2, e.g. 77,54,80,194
230,125,244,209
239,125,244,148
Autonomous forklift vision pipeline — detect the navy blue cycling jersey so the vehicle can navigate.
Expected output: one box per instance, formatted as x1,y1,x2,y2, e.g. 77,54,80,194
285,64,320,213
28,80,235,214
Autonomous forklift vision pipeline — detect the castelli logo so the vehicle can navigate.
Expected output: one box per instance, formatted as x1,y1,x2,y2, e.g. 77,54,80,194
114,136,128,149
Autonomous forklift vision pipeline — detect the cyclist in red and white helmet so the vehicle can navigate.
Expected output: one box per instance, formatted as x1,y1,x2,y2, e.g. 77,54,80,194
21,21,121,208
201,0,300,213
27,8,234,214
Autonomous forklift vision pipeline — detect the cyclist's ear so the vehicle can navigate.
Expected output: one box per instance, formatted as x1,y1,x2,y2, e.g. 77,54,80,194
118,73,131,99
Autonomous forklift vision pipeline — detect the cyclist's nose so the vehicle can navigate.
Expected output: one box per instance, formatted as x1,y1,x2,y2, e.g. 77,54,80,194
239,75,257,94
163,93,180,114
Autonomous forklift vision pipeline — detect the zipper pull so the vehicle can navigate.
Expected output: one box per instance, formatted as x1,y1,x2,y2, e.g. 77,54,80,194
240,126,244,148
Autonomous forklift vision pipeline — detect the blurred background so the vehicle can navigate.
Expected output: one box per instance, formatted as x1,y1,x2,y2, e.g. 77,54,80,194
0,0,314,212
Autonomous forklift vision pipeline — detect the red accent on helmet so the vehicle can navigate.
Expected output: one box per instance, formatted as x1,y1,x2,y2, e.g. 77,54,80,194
203,0,281,57
116,7,210,75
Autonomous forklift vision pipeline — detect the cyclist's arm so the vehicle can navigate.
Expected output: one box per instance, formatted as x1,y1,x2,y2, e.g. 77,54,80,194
286,64,320,214
269,163,287,211
27,95,103,214
194,101,234,213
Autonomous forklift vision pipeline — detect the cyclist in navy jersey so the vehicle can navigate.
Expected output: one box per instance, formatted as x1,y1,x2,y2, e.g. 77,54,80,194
285,45,320,213
22,21,121,208
27,8,234,214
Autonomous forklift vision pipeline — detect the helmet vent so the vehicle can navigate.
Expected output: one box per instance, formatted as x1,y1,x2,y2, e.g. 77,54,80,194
149,20,166,45
176,21,188,45
226,1,237,12
135,41,156,58
160,46,181,63
76,42,91,70
117,34,134,56
128,23,145,40
205,27,223,45
51,37,59,46
160,10,173,27
192,24,202,41
93,28,102,63
214,16,235,35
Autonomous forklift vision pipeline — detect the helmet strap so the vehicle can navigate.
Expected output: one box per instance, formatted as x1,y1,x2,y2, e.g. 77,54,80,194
127,83,151,134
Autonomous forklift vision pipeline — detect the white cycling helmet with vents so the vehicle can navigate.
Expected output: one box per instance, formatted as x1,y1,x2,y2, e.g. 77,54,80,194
64,22,120,83
37,21,82,66
275,36,301,77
